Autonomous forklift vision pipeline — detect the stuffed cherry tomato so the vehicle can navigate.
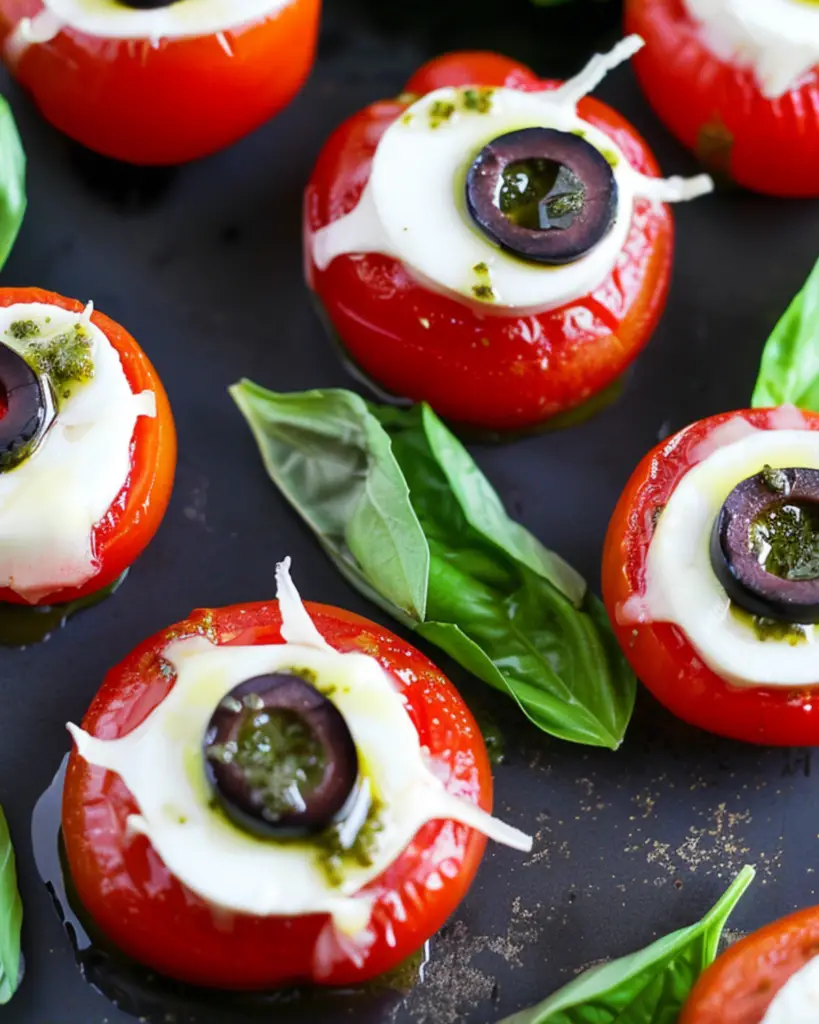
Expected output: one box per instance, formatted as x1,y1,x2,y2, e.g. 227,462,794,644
62,559,530,989
304,37,712,433
602,405,819,746
0,0,320,165
680,904,819,1023
0,287,175,618
626,0,819,197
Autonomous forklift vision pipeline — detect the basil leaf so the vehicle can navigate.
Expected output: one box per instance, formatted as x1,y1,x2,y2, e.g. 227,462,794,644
0,806,23,1004
752,256,819,409
230,382,427,624
232,382,635,748
0,96,25,270
497,865,754,1024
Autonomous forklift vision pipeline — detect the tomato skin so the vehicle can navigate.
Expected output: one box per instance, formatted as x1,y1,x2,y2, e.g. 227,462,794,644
304,52,674,432
602,408,819,746
0,287,176,608
680,906,819,1024
0,0,320,165
62,601,492,989
626,0,819,197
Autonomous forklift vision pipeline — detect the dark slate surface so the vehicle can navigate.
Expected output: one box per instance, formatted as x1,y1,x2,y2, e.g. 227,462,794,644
3,0,819,1021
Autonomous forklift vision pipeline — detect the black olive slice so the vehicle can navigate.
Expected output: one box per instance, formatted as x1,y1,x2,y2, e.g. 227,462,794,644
465,127,617,265
116,0,181,8
203,672,359,838
710,466,819,624
0,343,54,471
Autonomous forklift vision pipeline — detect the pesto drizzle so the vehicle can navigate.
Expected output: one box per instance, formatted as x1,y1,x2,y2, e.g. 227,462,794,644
752,500,819,582
6,317,95,405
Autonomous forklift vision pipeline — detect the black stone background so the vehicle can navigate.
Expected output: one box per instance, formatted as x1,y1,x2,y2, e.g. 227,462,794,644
3,0,819,1021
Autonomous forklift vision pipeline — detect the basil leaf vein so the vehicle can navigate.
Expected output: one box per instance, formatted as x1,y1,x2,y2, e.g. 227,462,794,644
231,382,635,749
497,865,754,1023
752,256,819,410
0,806,23,1004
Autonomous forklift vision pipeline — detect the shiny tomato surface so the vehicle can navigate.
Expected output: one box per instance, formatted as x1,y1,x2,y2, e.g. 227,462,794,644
305,51,673,432
602,408,819,746
62,601,492,989
679,906,819,1023
0,0,320,165
0,287,176,607
626,0,819,197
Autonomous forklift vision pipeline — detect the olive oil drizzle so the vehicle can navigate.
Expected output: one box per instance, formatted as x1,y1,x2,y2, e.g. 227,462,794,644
0,571,127,646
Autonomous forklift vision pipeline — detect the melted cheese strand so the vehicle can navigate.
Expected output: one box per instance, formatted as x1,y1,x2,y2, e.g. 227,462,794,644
553,35,645,108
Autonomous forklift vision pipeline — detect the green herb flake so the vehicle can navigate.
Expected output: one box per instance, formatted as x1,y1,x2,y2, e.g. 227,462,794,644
472,284,495,301
428,100,455,129
7,320,39,340
761,464,789,494
401,113,413,126
461,87,493,114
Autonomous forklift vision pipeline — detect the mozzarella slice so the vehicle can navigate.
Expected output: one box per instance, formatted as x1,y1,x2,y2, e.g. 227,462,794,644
0,302,155,603
5,0,290,50
310,36,713,315
684,0,819,98
761,954,819,1023
617,408,819,688
68,559,531,939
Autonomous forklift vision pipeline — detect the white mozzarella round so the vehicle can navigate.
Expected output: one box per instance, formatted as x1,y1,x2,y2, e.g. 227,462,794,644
7,0,290,47
68,559,531,938
617,409,819,688
0,301,155,603
761,954,819,1023
684,0,819,98
310,37,713,315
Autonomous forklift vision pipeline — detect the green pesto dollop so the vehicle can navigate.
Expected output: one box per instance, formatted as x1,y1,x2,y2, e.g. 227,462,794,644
315,790,384,886
752,500,819,582
209,706,328,821
730,605,808,645
499,159,585,230
10,319,95,403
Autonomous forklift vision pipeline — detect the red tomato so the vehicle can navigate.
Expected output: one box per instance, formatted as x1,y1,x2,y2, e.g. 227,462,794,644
602,408,819,746
625,0,819,197
0,287,176,607
304,51,673,432
62,600,492,989
0,0,320,165
680,905,819,1023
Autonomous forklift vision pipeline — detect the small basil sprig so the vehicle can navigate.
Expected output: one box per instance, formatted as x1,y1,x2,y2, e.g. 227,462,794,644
231,383,635,749
497,866,754,1023
752,255,819,409
0,806,23,1004
0,96,25,270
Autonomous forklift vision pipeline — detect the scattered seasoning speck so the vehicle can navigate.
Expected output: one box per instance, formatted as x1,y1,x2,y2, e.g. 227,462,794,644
461,87,493,113
429,100,455,128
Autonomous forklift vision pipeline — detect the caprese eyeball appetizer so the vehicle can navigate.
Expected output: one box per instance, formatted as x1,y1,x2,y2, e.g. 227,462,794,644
304,37,713,433
0,0,320,165
0,287,175,623
602,405,819,746
626,0,819,197
62,559,531,989
680,903,819,1023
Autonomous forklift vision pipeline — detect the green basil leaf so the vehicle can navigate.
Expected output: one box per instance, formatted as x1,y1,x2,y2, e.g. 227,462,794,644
0,806,23,1004
497,865,755,1024
0,96,25,270
230,382,428,624
418,406,586,606
752,256,819,409
232,382,635,748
